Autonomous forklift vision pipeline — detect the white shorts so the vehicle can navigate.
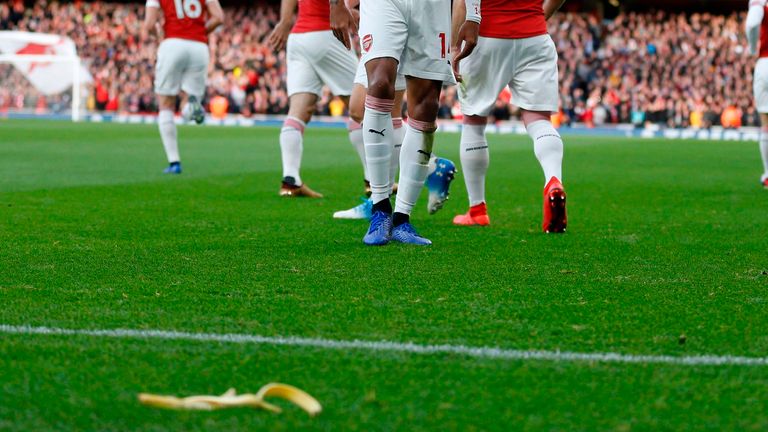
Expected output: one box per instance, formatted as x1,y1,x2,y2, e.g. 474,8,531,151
286,30,357,97
353,61,406,91
755,58,768,113
459,35,559,116
154,38,209,97
359,0,455,85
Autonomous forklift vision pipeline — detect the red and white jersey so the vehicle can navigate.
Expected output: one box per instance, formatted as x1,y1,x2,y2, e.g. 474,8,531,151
759,1,768,57
147,0,208,44
479,0,548,39
292,0,331,34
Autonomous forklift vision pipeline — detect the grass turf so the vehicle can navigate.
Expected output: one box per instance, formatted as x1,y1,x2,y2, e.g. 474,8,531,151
1,118,767,430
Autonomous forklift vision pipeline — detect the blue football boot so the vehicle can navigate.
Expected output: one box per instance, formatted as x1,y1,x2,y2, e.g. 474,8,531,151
164,161,182,174
426,157,457,214
334,198,373,220
391,222,432,246
363,211,392,246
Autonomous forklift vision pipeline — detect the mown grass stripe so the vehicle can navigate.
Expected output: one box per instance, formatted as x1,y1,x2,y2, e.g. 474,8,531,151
2,324,767,367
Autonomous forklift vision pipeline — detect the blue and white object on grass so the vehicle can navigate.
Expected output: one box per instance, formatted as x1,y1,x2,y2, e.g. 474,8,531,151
333,198,373,220
391,222,432,246
182,96,206,124
363,211,392,246
164,162,182,174
426,157,457,214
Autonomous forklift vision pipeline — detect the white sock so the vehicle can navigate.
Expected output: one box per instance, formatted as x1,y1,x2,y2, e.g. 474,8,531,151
363,96,395,204
348,120,368,181
460,123,489,206
395,121,436,216
527,119,563,183
390,118,405,191
280,116,305,185
158,110,179,163
761,128,768,181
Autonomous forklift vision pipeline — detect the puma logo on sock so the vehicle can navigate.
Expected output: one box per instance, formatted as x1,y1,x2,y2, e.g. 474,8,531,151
368,128,386,136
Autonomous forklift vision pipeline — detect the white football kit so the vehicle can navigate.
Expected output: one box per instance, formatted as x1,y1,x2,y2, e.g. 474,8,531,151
154,38,210,97
459,34,559,115
748,0,768,112
286,30,358,97
359,0,455,85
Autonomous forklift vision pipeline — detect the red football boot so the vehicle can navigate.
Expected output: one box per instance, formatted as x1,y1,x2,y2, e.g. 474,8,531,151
543,177,567,233
453,202,491,226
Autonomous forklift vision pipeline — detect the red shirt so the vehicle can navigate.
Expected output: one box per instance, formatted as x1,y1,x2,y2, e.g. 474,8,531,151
292,0,331,34
151,0,208,44
761,5,768,58
479,0,548,39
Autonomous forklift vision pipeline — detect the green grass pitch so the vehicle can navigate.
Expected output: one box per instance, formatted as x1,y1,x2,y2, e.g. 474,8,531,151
1,119,768,430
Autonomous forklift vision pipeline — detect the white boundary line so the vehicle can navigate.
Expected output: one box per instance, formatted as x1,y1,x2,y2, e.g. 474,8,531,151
2,324,767,367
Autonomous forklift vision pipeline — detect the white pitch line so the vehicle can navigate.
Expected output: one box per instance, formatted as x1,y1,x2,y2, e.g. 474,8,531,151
1,324,766,367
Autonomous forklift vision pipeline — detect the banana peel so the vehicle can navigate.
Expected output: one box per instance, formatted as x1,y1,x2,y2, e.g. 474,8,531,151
138,383,321,416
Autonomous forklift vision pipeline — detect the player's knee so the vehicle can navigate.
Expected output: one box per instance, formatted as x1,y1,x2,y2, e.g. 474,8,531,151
410,99,439,122
463,115,487,126
288,105,314,123
366,71,396,100
158,96,176,111
521,110,552,126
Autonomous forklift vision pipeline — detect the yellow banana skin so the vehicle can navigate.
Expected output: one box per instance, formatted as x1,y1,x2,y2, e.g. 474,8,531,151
138,383,322,416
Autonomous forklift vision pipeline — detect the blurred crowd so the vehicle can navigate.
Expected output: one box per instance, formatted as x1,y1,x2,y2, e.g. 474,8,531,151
0,0,758,128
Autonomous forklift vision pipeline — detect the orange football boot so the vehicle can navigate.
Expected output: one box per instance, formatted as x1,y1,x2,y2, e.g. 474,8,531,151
453,202,491,226
543,177,567,233
279,181,323,198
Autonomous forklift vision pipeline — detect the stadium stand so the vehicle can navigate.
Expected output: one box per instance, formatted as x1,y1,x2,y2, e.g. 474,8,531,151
0,0,756,128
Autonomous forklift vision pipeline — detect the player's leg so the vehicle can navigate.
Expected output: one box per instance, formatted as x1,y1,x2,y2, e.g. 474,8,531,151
281,33,324,198
348,83,370,192
760,113,768,187
358,0,408,245
334,83,372,221
452,114,490,226
349,75,406,196
334,85,404,221
753,58,768,187
522,110,563,186
279,92,323,198
154,39,184,174
157,94,181,174
391,77,442,245
453,37,510,225
389,0,455,245
512,35,566,233
389,87,406,193
522,112,566,235
312,30,359,196
361,58,399,244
